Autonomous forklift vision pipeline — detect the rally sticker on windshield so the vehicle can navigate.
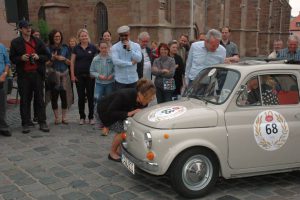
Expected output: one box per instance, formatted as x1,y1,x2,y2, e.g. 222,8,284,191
148,106,187,122
253,110,289,151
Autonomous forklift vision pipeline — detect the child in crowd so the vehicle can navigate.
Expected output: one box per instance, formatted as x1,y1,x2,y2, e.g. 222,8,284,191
90,40,115,130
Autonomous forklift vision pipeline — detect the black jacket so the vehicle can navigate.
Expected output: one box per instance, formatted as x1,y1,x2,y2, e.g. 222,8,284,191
98,88,146,126
9,36,50,79
137,46,154,79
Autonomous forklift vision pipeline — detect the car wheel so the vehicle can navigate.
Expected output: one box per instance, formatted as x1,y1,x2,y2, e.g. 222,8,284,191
170,148,219,198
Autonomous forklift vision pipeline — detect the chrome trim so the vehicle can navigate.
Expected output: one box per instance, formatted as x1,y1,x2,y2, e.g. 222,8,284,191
121,144,159,173
144,132,152,149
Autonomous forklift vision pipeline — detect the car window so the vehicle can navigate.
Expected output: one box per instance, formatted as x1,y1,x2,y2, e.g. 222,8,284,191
274,74,299,105
237,74,299,106
185,68,240,104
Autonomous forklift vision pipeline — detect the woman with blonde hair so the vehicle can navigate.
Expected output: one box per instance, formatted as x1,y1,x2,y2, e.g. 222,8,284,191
70,29,98,125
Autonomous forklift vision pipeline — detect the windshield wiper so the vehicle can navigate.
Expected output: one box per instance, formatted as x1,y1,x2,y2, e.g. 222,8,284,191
187,94,208,105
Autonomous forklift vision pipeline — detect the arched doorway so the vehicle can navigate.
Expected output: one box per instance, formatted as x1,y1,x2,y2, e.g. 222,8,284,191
96,2,108,41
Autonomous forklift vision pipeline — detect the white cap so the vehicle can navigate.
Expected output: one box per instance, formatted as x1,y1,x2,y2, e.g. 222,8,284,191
117,25,130,34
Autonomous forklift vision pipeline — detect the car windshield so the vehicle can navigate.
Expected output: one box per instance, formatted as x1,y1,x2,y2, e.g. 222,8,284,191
185,68,240,104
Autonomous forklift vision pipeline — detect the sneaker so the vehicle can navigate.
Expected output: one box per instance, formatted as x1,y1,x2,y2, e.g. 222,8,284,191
39,123,50,132
22,125,30,134
0,130,11,137
79,119,85,125
89,119,95,125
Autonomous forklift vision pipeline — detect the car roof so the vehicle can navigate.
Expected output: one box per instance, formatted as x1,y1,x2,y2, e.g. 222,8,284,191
214,60,300,74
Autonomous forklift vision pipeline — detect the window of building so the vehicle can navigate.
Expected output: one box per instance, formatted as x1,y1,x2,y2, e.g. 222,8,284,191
38,6,46,20
96,2,108,41
296,22,300,27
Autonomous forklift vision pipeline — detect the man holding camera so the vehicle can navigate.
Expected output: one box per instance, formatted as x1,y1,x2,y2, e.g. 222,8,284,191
9,20,50,133
111,25,142,89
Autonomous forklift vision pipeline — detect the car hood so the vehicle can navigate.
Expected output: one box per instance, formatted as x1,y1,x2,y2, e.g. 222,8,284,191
132,99,218,129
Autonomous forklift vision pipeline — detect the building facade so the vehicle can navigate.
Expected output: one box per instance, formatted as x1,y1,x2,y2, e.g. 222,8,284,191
290,12,300,39
1,0,292,57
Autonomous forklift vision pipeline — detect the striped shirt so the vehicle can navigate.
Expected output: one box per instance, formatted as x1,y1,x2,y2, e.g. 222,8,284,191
277,48,300,61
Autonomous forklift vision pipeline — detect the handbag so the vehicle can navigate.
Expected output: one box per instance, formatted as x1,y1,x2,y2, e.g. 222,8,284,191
45,62,57,89
163,78,176,90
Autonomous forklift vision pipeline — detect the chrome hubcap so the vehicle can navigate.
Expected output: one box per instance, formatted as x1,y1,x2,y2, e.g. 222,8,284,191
182,155,213,191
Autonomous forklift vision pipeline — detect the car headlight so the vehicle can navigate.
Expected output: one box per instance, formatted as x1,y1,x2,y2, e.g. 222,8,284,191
123,119,131,131
144,132,152,149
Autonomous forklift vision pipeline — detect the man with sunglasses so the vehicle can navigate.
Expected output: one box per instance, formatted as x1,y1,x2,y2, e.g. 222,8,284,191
111,25,142,90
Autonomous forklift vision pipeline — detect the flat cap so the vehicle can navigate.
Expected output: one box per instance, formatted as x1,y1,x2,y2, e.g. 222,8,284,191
117,25,130,34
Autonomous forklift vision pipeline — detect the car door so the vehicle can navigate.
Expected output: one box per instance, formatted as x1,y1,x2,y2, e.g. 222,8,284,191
225,71,300,169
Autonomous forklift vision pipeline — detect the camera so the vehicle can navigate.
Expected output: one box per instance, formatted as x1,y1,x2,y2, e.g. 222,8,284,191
123,44,127,49
29,54,35,65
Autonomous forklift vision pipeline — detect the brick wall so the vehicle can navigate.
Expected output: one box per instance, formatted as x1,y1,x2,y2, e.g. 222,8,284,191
0,0,19,47
20,0,291,57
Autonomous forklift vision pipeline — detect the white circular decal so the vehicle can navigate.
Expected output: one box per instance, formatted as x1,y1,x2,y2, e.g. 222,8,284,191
253,110,289,151
148,106,187,122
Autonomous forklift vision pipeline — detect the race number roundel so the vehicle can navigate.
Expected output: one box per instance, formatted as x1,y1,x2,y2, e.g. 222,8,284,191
253,110,289,151
148,106,187,122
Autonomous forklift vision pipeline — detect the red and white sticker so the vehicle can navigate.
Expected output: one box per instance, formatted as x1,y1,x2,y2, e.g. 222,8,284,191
253,110,289,151
148,106,187,122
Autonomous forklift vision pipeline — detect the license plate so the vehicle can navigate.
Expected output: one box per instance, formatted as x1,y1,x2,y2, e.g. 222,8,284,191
122,154,135,174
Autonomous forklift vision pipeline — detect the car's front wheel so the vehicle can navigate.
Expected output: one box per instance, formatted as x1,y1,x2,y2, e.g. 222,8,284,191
170,148,219,198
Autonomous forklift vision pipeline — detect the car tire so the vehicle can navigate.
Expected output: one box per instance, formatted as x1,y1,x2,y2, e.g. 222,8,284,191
169,148,219,198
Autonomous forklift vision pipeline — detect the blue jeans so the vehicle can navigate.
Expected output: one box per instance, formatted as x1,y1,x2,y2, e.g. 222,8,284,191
94,82,114,126
94,82,114,103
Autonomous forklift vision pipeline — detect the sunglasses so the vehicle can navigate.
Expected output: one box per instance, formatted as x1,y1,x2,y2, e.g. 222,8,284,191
119,34,129,37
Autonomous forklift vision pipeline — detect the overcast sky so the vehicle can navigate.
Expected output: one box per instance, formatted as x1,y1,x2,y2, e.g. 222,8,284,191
290,0,300,17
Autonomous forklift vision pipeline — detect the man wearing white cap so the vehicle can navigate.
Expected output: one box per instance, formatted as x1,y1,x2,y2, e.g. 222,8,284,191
111,25,142,89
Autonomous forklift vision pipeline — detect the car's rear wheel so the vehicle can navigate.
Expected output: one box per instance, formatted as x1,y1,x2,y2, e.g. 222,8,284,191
170,148,219,198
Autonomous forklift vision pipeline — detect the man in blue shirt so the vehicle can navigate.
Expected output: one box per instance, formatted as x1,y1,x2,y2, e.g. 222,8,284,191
277,35,300,61
111,25,142,89
185,29,226,85
0,43,11,136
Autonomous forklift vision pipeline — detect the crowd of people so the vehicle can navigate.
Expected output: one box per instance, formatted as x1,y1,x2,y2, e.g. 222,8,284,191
0,19,299,161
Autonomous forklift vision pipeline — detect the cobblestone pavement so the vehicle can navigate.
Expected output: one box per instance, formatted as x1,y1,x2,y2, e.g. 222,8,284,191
1,92,300,200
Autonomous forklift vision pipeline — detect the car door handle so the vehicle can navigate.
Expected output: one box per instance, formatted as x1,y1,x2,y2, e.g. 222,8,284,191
295,113,300,120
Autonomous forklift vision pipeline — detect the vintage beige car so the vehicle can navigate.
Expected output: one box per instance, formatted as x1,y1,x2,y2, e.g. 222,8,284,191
121,61,300,198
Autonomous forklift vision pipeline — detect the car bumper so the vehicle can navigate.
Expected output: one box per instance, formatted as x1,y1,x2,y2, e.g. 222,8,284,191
121,143,159,173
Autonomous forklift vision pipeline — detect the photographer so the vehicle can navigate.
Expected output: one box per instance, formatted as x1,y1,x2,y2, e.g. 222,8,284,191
111,25,142,90
9,20,51,134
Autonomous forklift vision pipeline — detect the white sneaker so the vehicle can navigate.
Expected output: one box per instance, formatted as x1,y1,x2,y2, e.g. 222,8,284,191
89,119,95,125
79,119,85,125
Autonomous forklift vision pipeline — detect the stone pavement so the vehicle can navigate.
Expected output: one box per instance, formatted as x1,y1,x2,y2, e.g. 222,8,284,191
1,92,300,200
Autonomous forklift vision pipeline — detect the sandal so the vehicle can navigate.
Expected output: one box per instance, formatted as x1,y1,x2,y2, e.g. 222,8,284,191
101,127,109,136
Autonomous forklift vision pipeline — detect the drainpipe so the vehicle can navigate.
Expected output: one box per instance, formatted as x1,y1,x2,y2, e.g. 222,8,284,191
190,0,194,40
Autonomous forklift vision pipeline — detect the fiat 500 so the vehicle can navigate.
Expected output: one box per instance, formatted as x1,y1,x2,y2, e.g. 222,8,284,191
121,61,300,198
